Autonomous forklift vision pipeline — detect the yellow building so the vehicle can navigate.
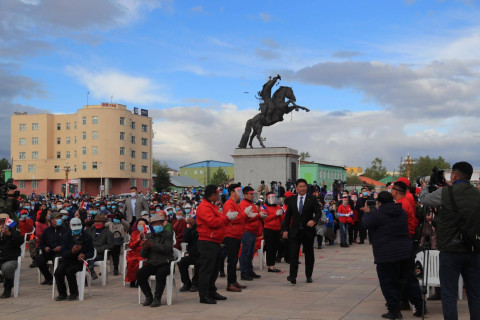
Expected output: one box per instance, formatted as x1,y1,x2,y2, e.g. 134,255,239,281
346,167,363,175
11,104,153,196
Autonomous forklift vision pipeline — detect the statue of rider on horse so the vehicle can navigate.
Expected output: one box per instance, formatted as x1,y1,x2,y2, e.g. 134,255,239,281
238,74,310,148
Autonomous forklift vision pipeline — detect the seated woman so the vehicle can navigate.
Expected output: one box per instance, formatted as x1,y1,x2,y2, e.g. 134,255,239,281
125,218,149,287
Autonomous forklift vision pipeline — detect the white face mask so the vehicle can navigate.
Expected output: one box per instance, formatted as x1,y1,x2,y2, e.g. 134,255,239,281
57,204,63,209
131,192,137,198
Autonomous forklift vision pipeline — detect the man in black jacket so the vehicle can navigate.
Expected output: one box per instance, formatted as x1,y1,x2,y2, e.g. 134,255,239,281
36,211,67,285
282,179,324,284
363,192,424,319
85,213,113,280
178,215,199,292
0,213,24,298
54,217,94,301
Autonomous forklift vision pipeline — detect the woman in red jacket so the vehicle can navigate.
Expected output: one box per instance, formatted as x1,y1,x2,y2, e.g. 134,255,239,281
125,218,149,287
261,192,283,272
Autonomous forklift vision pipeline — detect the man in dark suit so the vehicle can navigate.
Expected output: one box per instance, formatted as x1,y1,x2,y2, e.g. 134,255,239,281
282,179,324,284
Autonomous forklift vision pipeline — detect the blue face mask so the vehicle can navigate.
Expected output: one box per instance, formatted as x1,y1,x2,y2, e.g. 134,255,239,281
90,210,97,215
21,214,28,219
362,192,368,196
56,219,63,226
137,226,144,232
62,215,68,220
153,225,163,233
107,205,111,209
51,205,56,210
185,209,191,214
24,206,30,210
112,206,117,209
100,206,106,211
72,229,81,235
113,218,120,223
67,206,71,210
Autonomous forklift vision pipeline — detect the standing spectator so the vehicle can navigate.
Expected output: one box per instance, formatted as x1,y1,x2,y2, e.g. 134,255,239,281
261,192,283,272
337,195,353,247
123,187,149,225
256,180,270,197
240,186,262,282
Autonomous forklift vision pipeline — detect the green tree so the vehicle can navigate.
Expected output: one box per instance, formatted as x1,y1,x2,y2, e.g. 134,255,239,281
363,157,388,181
0,158,11,182
210,168,230,186
346,174,362,186
300,151,311,161
153,160,171,192
400,155,451,181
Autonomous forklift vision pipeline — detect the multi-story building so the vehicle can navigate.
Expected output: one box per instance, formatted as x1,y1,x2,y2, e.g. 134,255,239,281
11,104,153,196
180,160,234,185
299,161,347,189
346,166,363,175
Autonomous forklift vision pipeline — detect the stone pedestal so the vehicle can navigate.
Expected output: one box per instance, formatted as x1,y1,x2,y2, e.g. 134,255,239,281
232,147,299,186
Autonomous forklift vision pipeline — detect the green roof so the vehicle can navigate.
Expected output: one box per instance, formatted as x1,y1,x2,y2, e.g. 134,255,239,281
379,176,395,184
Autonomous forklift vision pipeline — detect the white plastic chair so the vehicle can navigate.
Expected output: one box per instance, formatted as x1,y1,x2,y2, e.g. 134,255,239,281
21,226,35,258
257,239,265,270
94,249,109,286
180,242,187,257
37,250,57,284
122,246,131,287
137,248,182,305
0,256,21,298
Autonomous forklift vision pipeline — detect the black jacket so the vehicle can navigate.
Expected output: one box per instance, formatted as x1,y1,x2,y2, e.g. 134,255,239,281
85,227,114,256
0,229,24,263
141,230,174,267
182,226,198,257
39,226,68,252
362,202,411,264
60,231,95,264
282,194,322,240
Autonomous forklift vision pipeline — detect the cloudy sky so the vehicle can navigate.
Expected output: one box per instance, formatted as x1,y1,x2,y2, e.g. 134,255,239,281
2,0,480,170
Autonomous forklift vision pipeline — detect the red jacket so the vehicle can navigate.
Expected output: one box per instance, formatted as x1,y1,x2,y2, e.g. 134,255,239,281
196,199,229,244
19,218,34,237
396,194,418,237
172,218,187,249
240,199,262,234
337,204,353,224
223,199,245,239
261,204,283,231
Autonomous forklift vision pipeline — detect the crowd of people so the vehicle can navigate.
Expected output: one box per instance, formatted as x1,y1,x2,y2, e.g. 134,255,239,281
1,163,479,320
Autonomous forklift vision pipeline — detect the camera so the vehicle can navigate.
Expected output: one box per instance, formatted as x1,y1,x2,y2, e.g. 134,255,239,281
416,167,446,192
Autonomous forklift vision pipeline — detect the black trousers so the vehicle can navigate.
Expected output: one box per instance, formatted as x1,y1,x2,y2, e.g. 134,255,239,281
54,260,83,296
136,263,170,299
264,228,280,267
288,231,315,279
197,240,221,299
178,255,198,286
110,245,121,268
35,251,59,282
224,236,241,284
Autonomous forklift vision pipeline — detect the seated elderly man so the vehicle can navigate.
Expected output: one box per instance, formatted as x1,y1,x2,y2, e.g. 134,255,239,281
178,215,199,292
0,213,24,298
137,214,173,308
85,213,113,280
36,211,68,285
54,217,94,301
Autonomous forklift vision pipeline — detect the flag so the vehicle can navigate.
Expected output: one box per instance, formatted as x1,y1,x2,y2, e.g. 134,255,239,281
80,201,90,210
5,218,16,228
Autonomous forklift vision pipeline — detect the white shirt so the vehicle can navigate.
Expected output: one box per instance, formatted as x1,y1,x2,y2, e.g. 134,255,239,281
131,197,137,214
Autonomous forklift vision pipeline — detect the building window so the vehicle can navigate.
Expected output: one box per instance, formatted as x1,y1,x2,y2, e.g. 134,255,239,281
131,164,136,172
18,181,25,189
185,170,188,175
57,123,61,130
54,165,60,173
82,162,86,170
57,137,61,145
194,170,198,174
16,165,22,173
32,123,38,130
66,151,70,159
120,117,125,125
131,178,136,188
19,123,26,131
74,151,77,158
131,150,136,158
82,146,86,155
32,151,38,159
74,136,77,144
131,136,135,144
19,152,26,159
142,152,148,160
141,138,148,146
120,147,125,155
57,152,61,159
142,124,148,132
74,121,77,129
131,121,136,129
82,131,86,140
19,138,26,145
92,146,97,155
74,165,77,172
92,161,98,170
141,166,148,173
142,179,149,188
66,122,71,130
120,132,125,140
92,116,98,124
120,162,125,170
92,131,98,139
32,137,38,145
66,137,71,144
82,116,86,125
32,180,38,189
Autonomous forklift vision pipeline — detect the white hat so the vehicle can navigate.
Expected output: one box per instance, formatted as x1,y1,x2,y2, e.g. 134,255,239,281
70,218,83,231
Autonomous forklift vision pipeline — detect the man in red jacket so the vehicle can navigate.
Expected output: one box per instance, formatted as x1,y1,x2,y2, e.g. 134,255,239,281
196,185,237,304
239,186,262,285
222,184,246,292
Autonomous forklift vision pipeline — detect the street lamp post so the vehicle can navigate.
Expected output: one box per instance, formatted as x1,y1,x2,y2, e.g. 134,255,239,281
63,162,71,198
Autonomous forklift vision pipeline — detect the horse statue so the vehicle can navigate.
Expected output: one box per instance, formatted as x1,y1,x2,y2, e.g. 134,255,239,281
238,80,310,148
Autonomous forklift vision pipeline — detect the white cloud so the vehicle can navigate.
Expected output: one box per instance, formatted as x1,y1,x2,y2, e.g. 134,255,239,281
259,12,272,23
67,66,168,104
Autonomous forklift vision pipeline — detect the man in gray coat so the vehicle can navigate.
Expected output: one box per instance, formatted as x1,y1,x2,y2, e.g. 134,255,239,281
123,186,149,225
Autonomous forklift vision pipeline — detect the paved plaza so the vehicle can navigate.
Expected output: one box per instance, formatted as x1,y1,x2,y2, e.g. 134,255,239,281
2,243,472,320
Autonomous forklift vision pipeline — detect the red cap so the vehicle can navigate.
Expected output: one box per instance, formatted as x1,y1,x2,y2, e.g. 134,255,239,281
284,191,294,198
396,177,410,186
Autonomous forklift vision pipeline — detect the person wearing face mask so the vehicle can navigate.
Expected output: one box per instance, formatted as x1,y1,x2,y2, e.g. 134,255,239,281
105,212,130,276
337,195,354,248
178,215,199,292
260,191,283,272
85,214,114,280
355,187,373,244
172,209,187,250
123,186,149,226
0,213,24,298
126,218,150,288
18,209,34,237
54,217,94,301
137,215,173,308
35,211,67,285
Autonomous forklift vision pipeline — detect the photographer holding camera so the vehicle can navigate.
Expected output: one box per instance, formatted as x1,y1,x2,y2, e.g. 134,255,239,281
419,161,480,320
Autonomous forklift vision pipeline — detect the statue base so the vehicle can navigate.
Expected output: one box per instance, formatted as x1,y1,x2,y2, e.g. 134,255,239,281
231,147,299,187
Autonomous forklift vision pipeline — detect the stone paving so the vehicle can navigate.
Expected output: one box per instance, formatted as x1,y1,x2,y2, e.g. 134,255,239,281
1,243,472,320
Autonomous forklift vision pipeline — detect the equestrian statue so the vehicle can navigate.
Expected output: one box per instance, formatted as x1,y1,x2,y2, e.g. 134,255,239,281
238,74,310,148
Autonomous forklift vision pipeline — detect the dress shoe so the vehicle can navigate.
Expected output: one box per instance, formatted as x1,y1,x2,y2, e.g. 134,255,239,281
241,274,253,281
306,277,313,283
234,282,246,289
142,296,153,306
113,268,119,276
67,294,78,301
381,310,403,319
90,270,98,280
212,292,227,300
287,276,296,284
150,297,161,307
29,261,37,268
179,284,191,292
200,296,217,304
55,294,68,301
129,281,137,288
249,272,261,278
268,268,281,273
227,284,241,292
41,280,53,285
189,285,198,292
1,288,12,299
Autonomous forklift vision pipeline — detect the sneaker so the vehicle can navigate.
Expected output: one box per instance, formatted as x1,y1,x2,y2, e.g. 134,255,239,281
150,297,161,308
67,294,78,301
90,270,98,280
142,296,153,306
113,268,119,276
55,294,68,301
